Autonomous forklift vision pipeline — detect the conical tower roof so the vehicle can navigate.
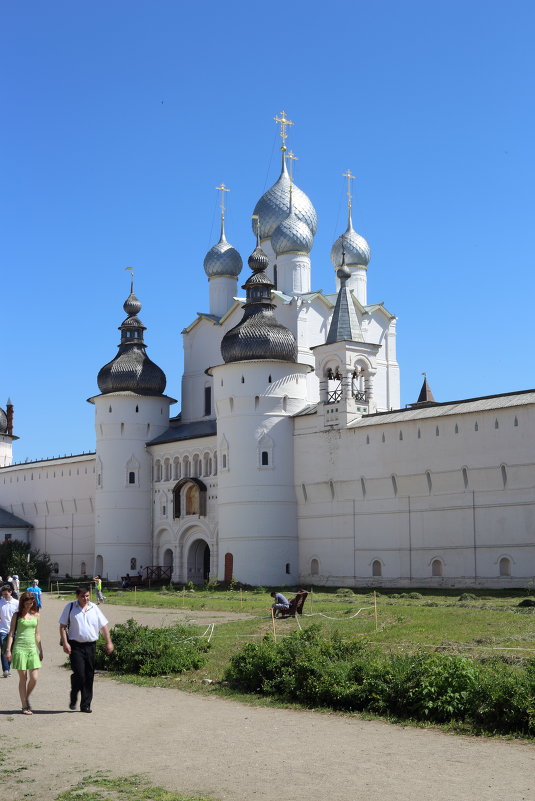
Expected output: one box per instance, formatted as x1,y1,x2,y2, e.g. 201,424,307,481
326,260,363,343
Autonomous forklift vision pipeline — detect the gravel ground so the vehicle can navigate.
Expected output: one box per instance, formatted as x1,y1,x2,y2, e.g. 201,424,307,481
0,598,533,801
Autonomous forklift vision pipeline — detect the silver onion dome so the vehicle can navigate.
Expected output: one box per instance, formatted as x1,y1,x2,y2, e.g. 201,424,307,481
203,220,243,278
97,284,167,396
330,209,370,268
220,236,297,364
271,198,313,256
252,153,318,241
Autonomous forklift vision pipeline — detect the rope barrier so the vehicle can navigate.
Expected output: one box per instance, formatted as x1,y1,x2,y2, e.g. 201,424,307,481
302,606,373,620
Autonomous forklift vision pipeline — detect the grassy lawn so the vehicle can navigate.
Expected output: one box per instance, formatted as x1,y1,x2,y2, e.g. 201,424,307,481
89,586,535,693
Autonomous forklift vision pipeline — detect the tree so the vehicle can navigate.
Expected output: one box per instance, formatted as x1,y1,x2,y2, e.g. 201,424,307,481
0,540,53,585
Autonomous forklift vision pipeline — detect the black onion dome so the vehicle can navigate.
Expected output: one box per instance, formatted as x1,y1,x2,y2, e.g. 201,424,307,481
220,239,297,364
97,284,167,395
0,406,7,434
123,291,142,316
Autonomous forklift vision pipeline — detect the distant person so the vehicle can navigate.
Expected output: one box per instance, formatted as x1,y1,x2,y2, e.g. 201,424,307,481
59,584,114,713
92,575,105,604
12,575,20,597
0,584,19,677
5,575,17,599
26,579,43,609
5,591,43,714
122,574,131,589
270,591,290,615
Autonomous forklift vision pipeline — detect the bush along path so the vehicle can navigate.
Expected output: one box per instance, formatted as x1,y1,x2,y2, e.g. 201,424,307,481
224,625,535,737
95,618,211,676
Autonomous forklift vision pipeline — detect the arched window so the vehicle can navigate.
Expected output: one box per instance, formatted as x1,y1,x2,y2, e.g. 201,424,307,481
372,560,382,577
285,563,291,574
173,478,207,518
432,559,443,577
155,460,162,482
173,458,181,481
499,557,511,577
80,562,87,575
311,558,319,576
261,451,269,466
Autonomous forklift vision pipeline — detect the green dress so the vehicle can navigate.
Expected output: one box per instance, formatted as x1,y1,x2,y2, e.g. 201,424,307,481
11,616,41,670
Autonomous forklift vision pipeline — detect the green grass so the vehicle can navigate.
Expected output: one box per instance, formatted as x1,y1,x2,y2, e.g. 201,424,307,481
87,587,535,697
54,774,216,801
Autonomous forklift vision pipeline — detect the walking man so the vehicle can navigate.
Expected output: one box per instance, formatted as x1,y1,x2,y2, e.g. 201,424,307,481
59,584,114,713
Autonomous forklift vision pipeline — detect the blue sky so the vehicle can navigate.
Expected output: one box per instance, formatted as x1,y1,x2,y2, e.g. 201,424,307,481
1,0,534,463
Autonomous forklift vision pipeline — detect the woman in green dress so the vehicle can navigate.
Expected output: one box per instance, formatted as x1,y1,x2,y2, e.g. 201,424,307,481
5,591,43,714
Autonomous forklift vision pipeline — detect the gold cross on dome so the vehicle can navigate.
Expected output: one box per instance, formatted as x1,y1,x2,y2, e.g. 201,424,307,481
274,110,293,149
342,169,356,205
215,183,230,217
287,150,298,180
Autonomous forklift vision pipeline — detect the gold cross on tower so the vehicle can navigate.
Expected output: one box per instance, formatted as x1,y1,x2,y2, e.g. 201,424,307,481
274,110,293,151
215,182,230,219
342,169,356,208
287,150,298,180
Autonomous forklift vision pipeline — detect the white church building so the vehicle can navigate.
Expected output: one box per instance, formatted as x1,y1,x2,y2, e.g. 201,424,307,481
1,120,534,588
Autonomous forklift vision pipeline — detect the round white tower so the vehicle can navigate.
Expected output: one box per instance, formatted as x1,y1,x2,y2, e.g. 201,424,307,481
88,282,174,580
210,236,310,586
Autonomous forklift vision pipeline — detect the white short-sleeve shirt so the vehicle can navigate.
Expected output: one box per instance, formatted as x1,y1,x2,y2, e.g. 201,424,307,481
59,601,108,642
0,598,19,634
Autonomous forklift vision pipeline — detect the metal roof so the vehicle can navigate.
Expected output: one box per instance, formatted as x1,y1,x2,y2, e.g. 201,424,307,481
0,508,33,529
350,390,535,428
148,419,217,445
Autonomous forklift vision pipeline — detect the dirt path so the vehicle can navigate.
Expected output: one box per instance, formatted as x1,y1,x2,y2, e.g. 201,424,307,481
0,599,533,801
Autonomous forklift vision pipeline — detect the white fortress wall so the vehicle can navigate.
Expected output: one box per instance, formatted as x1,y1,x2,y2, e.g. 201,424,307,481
295,397,535,587
0,454,96,577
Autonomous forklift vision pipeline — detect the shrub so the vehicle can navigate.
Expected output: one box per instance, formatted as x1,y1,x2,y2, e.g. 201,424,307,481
336,588,354,597
95,618,209,676
224,628,535,735
458,593,477,602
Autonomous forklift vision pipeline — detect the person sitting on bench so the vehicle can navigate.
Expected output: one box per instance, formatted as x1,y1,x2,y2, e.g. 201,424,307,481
270,591,290,616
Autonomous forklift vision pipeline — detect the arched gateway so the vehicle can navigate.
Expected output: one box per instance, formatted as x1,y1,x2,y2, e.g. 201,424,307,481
187,539,210,584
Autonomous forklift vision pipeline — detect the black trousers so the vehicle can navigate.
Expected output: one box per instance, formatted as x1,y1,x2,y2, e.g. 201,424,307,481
69,640,96,709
